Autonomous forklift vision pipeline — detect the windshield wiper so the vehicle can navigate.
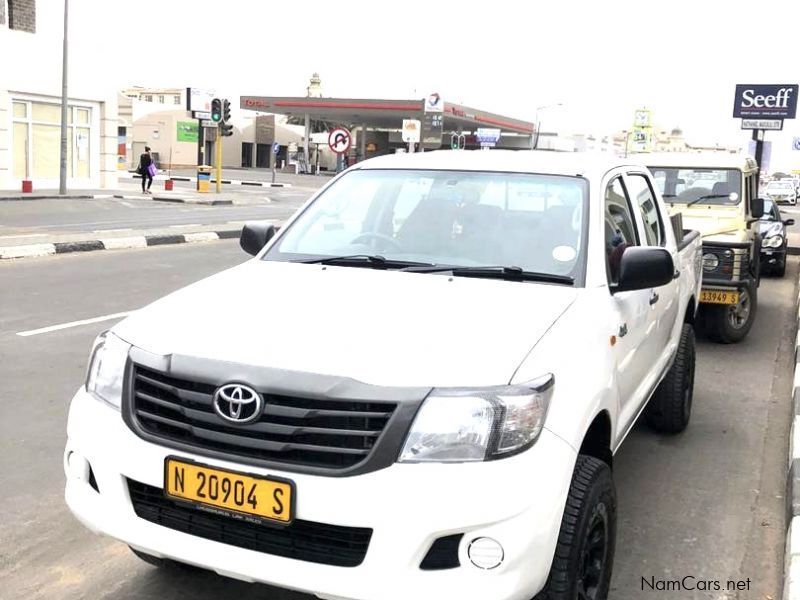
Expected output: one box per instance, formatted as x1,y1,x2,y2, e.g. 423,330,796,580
292,255,434,269
401,264,574,285
686,193,733,207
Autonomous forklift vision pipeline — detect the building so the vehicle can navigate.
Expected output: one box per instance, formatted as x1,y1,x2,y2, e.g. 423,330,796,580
0,0,118,190
120,87,184,107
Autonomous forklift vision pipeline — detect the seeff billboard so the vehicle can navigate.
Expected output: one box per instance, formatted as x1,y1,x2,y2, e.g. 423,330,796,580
733,84,798,119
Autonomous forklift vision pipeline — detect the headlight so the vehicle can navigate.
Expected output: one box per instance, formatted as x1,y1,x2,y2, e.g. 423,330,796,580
85,331,131,409
399,374,554,463
702,253,719,272
764,235,784,248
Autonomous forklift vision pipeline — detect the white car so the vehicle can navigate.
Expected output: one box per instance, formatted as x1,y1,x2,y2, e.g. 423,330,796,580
65,150,701,600
765,180,798,205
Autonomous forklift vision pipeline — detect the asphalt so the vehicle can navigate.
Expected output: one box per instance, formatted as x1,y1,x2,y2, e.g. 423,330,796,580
0,242,796,600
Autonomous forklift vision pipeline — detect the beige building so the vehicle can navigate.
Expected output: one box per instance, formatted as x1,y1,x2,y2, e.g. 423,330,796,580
0,0,118,190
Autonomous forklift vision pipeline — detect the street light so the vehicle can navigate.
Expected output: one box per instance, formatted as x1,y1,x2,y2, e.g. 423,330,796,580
532,102,563,150
58,0,69,195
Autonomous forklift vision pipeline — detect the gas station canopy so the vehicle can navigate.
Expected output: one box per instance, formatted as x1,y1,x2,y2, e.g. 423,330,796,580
239,96,534,136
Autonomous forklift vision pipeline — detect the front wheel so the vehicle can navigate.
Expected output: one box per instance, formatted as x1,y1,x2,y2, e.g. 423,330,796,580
534,456,616,600
645,324,695,433
704,283,757,343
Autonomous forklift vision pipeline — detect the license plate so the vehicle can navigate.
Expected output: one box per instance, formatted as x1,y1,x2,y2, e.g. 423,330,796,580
164,457,294,524
700,289,739,305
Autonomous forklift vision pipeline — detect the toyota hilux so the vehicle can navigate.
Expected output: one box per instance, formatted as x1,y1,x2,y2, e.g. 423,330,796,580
65,150,701,600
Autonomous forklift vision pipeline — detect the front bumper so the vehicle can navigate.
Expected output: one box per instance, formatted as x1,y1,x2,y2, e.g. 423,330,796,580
64,388,576,600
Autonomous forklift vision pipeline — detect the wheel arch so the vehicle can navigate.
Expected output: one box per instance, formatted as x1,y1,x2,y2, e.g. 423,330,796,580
684,296,696,325
578,410,613,469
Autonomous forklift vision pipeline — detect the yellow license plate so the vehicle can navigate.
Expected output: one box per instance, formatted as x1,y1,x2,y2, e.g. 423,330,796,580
164,457,294,524
700,289,740,305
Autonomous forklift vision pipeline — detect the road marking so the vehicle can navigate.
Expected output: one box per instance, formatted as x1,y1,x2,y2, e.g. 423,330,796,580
169,223,201,228
16,311,131,337
92,228,132,233
0,233,48,239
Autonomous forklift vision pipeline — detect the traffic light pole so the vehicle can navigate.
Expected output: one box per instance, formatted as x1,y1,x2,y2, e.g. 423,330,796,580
215,133,222,193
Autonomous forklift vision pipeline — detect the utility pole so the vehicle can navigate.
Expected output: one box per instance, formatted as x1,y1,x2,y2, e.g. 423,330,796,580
58,0,69,195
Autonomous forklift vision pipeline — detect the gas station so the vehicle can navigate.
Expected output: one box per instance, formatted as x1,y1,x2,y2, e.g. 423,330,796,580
239,94,535,171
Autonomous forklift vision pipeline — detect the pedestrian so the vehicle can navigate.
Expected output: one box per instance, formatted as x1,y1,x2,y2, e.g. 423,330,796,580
138,146,155,194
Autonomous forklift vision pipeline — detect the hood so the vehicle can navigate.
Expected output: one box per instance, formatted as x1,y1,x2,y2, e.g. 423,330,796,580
114,260,578,387
668,204,747,240
758,220,784,237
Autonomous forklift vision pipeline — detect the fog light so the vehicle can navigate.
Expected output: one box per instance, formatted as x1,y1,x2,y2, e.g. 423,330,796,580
66,450,89,482
468,537,504,570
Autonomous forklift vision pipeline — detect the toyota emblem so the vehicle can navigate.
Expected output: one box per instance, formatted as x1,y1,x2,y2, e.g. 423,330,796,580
213,383,263,424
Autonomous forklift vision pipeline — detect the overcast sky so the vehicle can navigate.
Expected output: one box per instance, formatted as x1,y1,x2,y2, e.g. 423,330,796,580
56,0,800,170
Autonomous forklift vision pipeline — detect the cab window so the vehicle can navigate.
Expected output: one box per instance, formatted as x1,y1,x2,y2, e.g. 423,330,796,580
604,177,638,284
626,173,664,246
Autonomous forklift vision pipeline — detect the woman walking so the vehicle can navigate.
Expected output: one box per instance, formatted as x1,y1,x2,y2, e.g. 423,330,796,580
138,147,155,194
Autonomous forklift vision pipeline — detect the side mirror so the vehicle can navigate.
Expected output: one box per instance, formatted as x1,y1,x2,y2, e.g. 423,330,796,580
614,247,674,293
785,218,796,226
750,197,765,219
240,222,276,256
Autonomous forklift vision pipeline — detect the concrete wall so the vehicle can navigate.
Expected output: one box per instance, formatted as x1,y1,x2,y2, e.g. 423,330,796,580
132,111,197,169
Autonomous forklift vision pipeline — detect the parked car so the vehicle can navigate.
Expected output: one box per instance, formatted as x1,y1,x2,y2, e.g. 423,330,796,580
764,179,798,205
759,197,794,277
648,153,764,343
65,151,701,600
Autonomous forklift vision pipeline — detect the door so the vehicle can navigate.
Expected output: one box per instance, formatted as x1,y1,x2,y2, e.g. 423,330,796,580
604,175,658,432
624,171,679,371
256,144,269,168
241,142,253,168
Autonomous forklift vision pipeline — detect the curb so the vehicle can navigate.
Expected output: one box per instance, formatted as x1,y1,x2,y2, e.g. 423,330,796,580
125,172,292,188
786,276,800,600
0,229,242,260
0,194,112,202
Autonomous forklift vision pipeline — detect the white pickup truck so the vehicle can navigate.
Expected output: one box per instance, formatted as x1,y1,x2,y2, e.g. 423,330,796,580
65,151,702,600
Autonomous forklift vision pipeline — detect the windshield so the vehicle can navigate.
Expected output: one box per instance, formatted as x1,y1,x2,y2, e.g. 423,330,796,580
648,167,742,205
767,182,794,190
264,169,589,282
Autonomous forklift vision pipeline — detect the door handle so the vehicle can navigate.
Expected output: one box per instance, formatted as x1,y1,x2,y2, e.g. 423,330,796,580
649,291,660,305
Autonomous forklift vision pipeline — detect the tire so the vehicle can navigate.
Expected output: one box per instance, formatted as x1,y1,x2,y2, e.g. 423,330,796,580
705,282,757,343
534,456,616,600
775,257,787,278
645,324,695,434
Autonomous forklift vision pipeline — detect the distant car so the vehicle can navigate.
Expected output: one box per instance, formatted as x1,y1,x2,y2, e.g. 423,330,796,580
764,180,798,205
759,198,794,277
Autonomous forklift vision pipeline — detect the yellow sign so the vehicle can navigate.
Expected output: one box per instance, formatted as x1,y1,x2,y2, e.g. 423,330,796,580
165,457,294,524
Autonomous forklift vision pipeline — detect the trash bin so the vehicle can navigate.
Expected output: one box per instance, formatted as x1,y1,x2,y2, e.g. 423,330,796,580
197,165,212,193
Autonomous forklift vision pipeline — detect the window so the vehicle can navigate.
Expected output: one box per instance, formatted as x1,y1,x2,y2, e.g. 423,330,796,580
158,95,165,103
604,177,638,284
266,169,589,280
173,95,181,105
144,95,153,102
649,167,742,205
241,142,253,168
626,173,664,246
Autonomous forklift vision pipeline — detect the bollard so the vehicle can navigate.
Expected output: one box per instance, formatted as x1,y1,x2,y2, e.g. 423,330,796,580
22,180,32,193
165,179,174,191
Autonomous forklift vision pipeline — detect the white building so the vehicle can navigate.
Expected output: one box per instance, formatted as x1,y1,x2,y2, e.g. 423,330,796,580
0,0,118,190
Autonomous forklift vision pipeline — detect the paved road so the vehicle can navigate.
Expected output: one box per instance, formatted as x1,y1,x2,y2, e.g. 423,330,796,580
0,190,312,238
0,241,795,600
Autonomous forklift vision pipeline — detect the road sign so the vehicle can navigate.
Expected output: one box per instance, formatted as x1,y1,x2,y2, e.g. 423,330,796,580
741,118,783,131
425,92,443,113
193,111,211,120
187,88,215,113
272,142,281,154
328,128,352,154
402,119,421,143
201,120,218,128
733,84,798,119
476,128,501,144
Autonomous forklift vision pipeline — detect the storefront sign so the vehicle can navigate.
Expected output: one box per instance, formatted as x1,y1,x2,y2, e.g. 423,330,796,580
177,120,199,143
733,84,798,119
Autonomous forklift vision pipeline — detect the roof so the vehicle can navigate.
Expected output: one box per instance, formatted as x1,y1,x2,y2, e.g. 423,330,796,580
353,149,638,178
641,152,757,171
239,96,534,135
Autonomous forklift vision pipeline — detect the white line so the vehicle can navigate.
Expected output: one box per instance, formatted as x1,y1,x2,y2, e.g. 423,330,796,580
0,233,48,239
16,311,131,337
169,223,201,228
93,228,132,233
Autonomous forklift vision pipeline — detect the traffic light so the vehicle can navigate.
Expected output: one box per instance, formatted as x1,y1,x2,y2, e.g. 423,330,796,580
222,99,231,123
220,121,234,137
211,98,222,123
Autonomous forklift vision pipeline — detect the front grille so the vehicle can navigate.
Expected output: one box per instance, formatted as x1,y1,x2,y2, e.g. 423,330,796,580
129,366,397,471
128,479,372,567
702,244,750,281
